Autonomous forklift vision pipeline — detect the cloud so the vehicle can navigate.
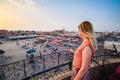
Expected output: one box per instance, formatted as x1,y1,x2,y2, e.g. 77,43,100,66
0,0,39,12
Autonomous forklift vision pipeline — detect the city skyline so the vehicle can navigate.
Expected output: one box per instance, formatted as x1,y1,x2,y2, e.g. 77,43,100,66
0,0,120,32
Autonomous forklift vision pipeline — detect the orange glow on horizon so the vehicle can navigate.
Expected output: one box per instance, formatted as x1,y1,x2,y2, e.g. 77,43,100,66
0,0,62,31
0,6,30,30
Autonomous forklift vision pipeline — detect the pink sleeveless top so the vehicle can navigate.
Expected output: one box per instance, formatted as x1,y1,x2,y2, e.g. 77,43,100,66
73,41,96,69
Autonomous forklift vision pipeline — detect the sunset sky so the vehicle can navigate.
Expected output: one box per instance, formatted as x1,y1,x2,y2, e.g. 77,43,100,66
0,0,120,32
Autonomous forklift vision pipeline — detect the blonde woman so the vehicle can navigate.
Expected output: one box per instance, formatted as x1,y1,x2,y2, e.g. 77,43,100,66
69,21,97,80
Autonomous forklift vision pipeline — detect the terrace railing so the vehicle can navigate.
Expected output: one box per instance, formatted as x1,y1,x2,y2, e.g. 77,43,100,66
0,51,73,80
0,46,120,80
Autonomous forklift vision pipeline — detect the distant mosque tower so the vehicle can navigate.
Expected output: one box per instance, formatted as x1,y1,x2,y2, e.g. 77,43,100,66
115,29,118,35
62,28,65,34
104,30,109,36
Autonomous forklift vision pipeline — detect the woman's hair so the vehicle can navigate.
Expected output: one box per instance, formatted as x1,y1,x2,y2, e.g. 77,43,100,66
78,21,97,49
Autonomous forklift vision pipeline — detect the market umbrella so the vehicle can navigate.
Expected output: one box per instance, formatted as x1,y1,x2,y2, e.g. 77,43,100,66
26,49,35,54
0,49,5,55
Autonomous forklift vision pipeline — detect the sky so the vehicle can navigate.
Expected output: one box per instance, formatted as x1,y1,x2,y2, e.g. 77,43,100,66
0,0,120,32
